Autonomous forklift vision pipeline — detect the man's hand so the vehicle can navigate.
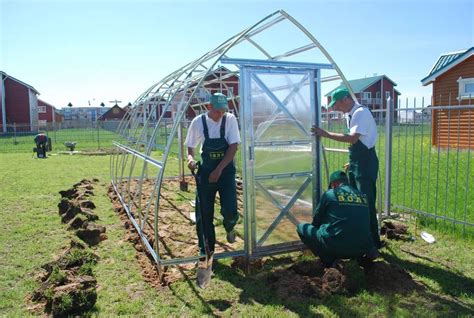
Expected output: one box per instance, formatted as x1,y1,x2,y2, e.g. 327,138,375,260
209,168,222,183
343,162,350,172
311,126,329,138
188,158,197,172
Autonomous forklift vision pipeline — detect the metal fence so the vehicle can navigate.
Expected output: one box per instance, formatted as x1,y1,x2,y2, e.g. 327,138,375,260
1,98,473,234
0,121,123,153
321,97,473,234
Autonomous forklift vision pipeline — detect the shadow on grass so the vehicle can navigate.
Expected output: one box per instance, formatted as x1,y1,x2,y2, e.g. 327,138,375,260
383,247,474,298
212,256,361,317
211,253,474,317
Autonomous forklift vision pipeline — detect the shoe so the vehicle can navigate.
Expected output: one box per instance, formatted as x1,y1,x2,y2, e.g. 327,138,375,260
376,240,387,249
226,230,236,244
357,247,379,268
366,247,380,261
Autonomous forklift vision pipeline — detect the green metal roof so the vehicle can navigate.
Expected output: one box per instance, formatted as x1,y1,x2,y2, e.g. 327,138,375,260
325,75,394,96
421,47,474,84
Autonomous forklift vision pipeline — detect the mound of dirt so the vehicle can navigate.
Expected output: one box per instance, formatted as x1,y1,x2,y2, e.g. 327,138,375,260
365,261,422,294
265,260,349,299
29,240,99,316
381,220,409,240
231,256,264,272
59,179,105,247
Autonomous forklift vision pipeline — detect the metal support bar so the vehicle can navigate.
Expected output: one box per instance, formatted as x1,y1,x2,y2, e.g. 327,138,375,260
221,57,333,70
254,171,312,180
384,97,393,216
113,141,163,168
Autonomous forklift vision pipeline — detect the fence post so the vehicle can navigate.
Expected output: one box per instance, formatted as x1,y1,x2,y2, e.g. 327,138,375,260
13,122,17,145
97,122,100,149
384,97,393,216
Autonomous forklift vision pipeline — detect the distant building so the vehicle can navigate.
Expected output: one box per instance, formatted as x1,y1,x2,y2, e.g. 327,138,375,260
97,105,127,131
38,99,62,128
326,75,401,111
0,71,40,132
137,66,240,123
62,107,110,122
421,47,474,149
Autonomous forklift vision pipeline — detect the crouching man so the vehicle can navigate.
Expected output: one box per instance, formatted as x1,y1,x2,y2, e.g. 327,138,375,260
34,132,48,158
296,170,378,268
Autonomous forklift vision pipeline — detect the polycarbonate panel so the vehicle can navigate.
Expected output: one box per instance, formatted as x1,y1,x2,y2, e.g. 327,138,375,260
246,67,315,252
254,177,313,246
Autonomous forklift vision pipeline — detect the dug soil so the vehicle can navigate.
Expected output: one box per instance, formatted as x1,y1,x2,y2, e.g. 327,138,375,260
108,177,423,296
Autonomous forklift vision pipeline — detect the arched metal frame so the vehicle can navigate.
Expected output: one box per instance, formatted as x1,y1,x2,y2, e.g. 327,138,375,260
110,10,357,271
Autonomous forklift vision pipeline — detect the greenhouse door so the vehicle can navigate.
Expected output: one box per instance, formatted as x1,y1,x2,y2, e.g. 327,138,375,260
230,59,326,258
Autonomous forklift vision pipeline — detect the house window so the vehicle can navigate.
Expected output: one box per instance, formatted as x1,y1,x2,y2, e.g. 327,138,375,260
385,91,391,100
362,92,371,100
458,77,474,99
38,119,47,126
376,92,381,99
38,106,46,113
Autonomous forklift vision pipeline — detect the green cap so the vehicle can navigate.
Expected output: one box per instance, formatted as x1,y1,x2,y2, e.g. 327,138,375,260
210,93,228,110
329,170,347,188
328,88,351,108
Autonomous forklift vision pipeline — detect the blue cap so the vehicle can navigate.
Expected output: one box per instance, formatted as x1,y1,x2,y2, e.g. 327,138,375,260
210,93,228,110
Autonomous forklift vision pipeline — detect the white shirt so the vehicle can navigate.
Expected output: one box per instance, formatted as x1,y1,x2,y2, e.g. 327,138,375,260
185,112,241,149
347,103,377,149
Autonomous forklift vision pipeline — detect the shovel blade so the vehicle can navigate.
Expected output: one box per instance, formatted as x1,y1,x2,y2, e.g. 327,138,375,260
197,253,213,289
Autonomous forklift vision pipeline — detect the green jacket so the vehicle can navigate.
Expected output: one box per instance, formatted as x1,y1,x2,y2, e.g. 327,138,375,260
312,184,374,255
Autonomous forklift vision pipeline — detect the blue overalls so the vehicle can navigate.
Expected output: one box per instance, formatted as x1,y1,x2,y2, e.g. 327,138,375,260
195,114,238,255
347,106,381,248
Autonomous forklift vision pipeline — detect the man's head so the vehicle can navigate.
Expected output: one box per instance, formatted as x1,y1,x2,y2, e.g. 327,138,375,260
208,93,228,121
328,88,354,113
329,170,348,189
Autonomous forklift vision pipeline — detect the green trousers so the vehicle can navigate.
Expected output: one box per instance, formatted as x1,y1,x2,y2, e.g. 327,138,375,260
195,166,238,255
296,223,370,266
351,177,380,248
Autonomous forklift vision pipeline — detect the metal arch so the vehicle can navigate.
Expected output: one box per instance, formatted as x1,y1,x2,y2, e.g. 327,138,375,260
111,9,357,267
279,10,358,102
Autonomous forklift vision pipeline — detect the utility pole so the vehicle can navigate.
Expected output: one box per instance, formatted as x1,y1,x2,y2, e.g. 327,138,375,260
109,99,122,107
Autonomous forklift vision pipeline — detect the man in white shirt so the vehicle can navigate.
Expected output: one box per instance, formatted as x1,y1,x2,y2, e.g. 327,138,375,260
185,92,241,259
312,88,382,249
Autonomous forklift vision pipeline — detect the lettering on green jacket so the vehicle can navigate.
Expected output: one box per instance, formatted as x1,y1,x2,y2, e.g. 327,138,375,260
335,191,368,205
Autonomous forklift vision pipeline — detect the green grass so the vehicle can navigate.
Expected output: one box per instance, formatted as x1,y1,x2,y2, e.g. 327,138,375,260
1,152,473,316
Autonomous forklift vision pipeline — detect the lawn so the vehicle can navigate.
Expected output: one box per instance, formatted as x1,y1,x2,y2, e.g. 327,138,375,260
0,152,473,316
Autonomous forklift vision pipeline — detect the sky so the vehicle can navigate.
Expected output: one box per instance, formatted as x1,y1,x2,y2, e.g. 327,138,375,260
1,0,473,109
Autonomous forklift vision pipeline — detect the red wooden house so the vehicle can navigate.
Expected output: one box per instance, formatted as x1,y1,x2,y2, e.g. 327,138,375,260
0,71,40,132
38,99,62,128
421,47,474,149
98,105,127,131
144,66,240,122
326,75,400,111
97,105,127,121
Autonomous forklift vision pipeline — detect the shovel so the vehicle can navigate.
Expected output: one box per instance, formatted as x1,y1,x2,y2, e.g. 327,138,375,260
192,167,213,289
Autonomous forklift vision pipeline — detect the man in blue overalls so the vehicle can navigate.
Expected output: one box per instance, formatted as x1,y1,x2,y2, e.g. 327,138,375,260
312,88,382,249
185,92,241,257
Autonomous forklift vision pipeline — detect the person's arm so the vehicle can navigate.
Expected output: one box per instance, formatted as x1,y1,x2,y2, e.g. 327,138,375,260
208,143,238,182
311,126,360,144
311,193,327,228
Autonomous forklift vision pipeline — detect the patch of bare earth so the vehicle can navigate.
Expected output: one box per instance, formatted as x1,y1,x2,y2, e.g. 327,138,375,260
108,178,424,298
108,177,244,287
